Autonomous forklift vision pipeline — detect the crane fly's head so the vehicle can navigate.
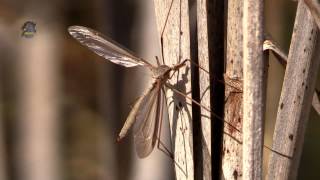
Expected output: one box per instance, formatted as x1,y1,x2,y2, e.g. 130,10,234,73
150,59,188,81
151,65,171,79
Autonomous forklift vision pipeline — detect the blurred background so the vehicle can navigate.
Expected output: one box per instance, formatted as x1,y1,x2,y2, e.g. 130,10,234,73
0,0,318,180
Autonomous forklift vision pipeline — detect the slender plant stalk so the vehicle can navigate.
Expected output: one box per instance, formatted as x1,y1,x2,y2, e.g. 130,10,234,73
243,0,265,179
267,1,320,179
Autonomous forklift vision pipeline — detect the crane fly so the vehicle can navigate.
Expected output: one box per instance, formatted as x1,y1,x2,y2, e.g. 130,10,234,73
67,25,242,159
67,27,282,160
67,25,304,161
68,25,192,158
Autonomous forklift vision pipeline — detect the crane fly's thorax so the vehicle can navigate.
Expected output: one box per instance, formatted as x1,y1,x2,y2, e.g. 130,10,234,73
151,65,171,81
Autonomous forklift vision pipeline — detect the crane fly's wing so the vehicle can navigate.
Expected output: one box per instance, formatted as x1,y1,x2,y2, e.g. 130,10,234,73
133,83,162,158
68,26,153,68
117,80,158,142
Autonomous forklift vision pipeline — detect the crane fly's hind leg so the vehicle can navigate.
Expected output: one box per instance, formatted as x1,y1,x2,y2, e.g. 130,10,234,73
165,83,242,134
183,58,243,93
156,87,174,159
156,0,182,157
185,58,209,74
224,76,243,104
156,87,188,175
155,56,161,66
159,0,176,66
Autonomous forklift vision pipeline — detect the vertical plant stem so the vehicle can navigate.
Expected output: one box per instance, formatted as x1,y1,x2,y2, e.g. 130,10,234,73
154,0,193,179
304,0,320,29
242,0,265,179
17,26,61,180
267,1,320,179
222,0,244,179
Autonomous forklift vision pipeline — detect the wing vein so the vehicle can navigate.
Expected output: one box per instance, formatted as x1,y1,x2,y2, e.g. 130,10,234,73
134,81,162,158
68,25,154,68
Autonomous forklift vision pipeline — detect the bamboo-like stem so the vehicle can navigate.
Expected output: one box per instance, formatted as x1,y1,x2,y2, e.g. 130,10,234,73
17,25,61,180
263,39,320,115
243,0,265,179
304,0,320,29
196,0,212,178
267,1,320,179
222,0,244,178
153,0,194,179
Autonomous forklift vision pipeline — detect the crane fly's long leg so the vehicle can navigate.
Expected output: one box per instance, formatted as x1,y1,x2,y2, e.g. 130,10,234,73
155,87,175,159
174,103,189,177
156,87,187,175
184,59,243,92
169,63,184,80
169,58,242,98
165,83,241,134
156,87,164,141
185,59,209,74
166,83,290,158
158,87,169,143
159,0,176,65
154,88,174,158
155,56,161,66
165,82,290,158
